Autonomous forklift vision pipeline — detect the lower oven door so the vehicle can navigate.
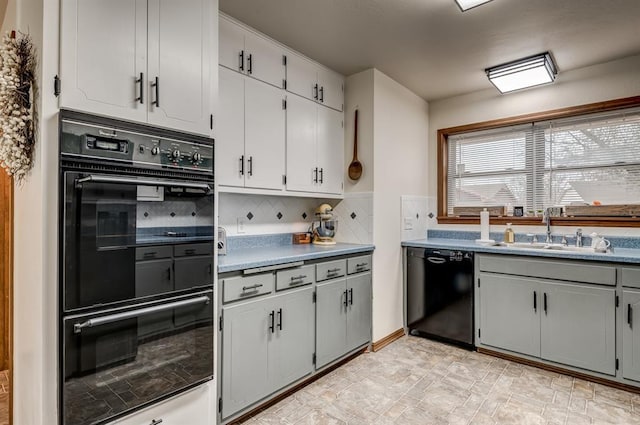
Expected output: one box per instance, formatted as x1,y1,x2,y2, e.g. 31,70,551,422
62,290,214,425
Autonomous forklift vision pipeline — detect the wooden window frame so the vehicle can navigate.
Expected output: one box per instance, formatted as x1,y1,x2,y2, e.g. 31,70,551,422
437,95,640,227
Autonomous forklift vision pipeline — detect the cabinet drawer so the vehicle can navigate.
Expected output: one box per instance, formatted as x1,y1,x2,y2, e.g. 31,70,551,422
223,273,274,303
175,242,213,257
276,265,315,291
620,267,640,288
347,255,372,275
136,246,173,261
478,255,616,286
316,259,346,282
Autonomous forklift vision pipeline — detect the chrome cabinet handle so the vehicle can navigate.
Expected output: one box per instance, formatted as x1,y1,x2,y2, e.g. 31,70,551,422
242,283,263,291
73,295,210,334
75,174,212,192
135,72,144,104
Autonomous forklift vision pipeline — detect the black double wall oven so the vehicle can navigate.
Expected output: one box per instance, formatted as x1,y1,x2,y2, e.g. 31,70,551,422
59,111,214,425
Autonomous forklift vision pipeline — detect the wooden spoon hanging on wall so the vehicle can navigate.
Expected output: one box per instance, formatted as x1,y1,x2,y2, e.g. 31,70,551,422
348,109,362,181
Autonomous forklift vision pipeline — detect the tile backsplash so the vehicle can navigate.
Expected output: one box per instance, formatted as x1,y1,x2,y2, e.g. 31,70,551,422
218,192,374,244
333,192,373,244
137,198,213,228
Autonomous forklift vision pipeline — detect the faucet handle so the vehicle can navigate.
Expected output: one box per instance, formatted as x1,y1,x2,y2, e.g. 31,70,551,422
526,233,538,244
562,235,572,246
576,228,583,236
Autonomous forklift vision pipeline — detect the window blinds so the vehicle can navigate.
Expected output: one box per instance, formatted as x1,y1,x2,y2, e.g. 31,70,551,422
447,107,640,215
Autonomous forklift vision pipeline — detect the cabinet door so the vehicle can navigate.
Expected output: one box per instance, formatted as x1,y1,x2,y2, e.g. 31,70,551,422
269,287,315,391
245,32,286,88
174,256,213,291
317,68,344,112
286,95,317,193
60,0,147,122
316,279,347,368
112,383,213,425
219,16,246,72
623,290,640,382
244,78,285,190
217,67,246,187
222,299,271,418
478,273,540,357
541,281,616,375
147,0,213,136
346,273,372,351
316,106,344,195
286,53,318,102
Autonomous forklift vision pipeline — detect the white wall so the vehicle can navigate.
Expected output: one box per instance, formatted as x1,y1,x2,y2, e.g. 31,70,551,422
3,0,60,423
429,54,640,238
371,70,429,341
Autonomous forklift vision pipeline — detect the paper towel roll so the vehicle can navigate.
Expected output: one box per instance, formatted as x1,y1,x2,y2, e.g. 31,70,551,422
480,208,490,241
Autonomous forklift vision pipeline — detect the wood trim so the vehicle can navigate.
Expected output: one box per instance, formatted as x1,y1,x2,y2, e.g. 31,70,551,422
227,348,367,424
0,171,12,425
437,95,640,227
372,328,405,352
477,347,640,395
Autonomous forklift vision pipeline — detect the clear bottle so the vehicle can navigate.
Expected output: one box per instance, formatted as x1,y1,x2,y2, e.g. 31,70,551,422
504,223,515,243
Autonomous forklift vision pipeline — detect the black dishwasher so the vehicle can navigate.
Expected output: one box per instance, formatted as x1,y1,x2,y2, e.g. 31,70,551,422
406,248,474,349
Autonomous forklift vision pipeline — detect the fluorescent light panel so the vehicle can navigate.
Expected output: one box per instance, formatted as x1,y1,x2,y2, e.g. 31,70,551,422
486,52,557,93
455,0,493,11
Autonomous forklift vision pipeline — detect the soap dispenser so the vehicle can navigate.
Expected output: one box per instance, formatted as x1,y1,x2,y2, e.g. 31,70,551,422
504,223,515,243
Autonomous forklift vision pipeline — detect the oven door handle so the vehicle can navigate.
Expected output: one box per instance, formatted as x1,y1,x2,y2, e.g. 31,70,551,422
75,175,212,193
73,295,211,334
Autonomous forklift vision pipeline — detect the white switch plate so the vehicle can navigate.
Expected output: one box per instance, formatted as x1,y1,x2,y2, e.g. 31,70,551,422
404,217,413,230
237,218,246,233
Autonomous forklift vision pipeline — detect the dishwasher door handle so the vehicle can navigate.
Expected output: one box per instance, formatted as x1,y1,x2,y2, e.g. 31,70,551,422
427,257,447,264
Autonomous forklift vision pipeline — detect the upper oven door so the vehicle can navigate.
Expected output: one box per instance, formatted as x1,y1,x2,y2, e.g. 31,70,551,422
63,171,214,312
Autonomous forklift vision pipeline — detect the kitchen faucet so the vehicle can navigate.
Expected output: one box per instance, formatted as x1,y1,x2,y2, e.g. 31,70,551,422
576,228,583,247
542,207,553,244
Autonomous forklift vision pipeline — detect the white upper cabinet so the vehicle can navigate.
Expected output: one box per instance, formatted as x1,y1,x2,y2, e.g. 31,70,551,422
286,52,344,112
219,15,285,89
286,95,343,195
217,67,285,191
60,0,148,123
60,0,214,136
147,0,213,135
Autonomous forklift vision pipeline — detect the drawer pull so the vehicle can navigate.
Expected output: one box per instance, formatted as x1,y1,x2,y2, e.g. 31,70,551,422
290,275,307,281
150,420,163,425
184,249,196,255
277,308,283,330
343,290,348,308
327,268,341,273
143,251,157,258
242,284,263,291
349,288,353,305
356,263,368,267
269,310,275,333
629,304,633,328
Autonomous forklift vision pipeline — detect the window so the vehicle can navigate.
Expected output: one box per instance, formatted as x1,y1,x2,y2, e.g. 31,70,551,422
438,96,640,226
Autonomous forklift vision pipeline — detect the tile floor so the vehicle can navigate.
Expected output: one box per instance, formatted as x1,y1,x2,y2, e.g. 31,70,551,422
0,369,8,425
240,336,640,424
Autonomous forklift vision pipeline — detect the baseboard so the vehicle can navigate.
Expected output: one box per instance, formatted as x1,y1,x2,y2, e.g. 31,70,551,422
372,328,405,352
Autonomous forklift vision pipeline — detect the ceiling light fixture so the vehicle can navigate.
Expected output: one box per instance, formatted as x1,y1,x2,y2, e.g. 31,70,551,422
455,0,493,12
485,52,558,94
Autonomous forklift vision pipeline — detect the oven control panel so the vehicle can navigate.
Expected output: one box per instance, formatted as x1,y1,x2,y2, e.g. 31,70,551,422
61,117,213,174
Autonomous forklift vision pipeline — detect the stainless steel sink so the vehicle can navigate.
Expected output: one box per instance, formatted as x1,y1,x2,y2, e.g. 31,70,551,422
496,242,605,254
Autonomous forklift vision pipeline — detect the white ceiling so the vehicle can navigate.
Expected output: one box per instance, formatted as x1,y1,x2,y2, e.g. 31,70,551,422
219,0,640,101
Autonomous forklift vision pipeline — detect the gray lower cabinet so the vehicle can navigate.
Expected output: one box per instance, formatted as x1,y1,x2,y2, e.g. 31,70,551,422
623,289,640,382
316,272,372,369
540,281,615,376
479,273,540,357
478,270,616,376
221,285,314,418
